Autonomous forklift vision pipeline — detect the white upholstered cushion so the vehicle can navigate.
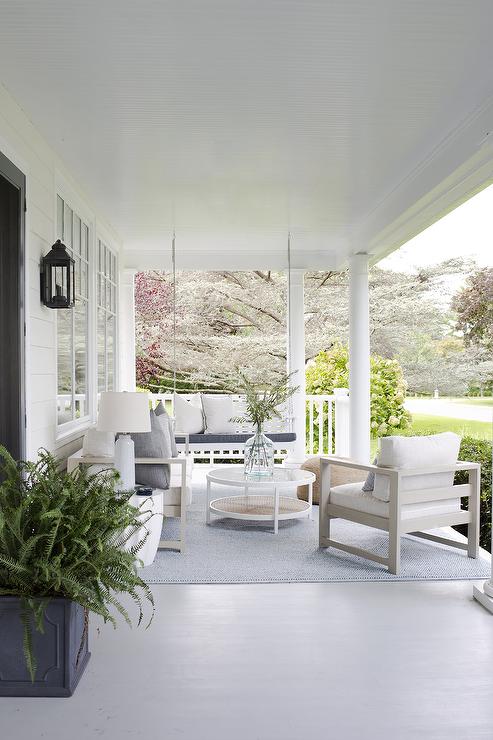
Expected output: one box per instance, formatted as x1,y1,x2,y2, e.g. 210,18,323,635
329,482,460,521
201,394,235,434
372,432,461,503
173,393,204,434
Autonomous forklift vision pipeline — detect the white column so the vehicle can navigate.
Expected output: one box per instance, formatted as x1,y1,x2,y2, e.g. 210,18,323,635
349,253,371,462
118,269,136,391
286,268,306,464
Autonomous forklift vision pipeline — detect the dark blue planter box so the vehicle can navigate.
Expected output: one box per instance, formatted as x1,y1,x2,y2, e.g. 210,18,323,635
0,597,90,697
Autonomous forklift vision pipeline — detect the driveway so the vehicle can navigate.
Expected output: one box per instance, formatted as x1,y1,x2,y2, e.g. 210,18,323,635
405,398,493,423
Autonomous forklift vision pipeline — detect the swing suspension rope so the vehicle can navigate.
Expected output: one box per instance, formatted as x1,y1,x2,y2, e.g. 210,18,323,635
287,232,294,432
172,231,177,394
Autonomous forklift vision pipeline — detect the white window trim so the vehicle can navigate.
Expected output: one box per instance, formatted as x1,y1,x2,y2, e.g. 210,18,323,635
96,234,120,394
54,174,96,442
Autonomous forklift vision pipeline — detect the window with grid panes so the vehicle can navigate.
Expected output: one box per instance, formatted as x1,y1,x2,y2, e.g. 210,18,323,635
56,195,90,427
97,239,118,392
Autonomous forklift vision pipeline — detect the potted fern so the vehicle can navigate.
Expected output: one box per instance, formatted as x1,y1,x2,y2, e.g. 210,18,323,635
0,446,154,697
233,371,298,479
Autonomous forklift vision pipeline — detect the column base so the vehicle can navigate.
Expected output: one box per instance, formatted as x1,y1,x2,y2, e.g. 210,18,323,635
473,582,493,614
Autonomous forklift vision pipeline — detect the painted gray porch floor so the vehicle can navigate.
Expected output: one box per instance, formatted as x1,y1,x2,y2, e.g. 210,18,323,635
2,581,493,740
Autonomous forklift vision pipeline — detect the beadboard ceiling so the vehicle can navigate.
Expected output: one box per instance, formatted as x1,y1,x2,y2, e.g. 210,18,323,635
1,0,493,269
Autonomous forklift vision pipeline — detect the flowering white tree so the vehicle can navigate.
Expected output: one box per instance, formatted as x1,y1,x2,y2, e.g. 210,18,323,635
134,259,475,393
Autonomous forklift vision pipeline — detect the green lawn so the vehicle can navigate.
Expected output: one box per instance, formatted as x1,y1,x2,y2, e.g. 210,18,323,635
370,412,492,456
410,413,492,439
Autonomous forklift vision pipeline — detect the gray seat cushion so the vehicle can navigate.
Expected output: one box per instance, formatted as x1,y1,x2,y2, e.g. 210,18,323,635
175,432,296,445
131,409,170,489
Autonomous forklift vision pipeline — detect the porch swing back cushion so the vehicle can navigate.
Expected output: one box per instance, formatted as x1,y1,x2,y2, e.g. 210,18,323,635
173,393,204,434
131,409,171,489
372,432,461,502
201,394,235,434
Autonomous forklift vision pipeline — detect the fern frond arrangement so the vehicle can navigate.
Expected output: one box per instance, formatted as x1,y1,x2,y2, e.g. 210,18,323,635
0,446,154,680
232,370,299,429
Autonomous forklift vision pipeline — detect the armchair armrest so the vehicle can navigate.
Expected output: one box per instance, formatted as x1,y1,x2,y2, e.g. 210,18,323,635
399,461,480,477
320,456,398,476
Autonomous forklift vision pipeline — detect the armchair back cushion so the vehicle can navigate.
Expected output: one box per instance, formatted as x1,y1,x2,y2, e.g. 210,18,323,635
372,432,461,503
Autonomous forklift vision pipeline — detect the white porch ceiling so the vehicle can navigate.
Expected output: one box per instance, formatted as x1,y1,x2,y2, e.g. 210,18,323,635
1,0,493,270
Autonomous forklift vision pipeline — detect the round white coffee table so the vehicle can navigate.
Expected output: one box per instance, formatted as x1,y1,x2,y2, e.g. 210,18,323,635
206,467,316,534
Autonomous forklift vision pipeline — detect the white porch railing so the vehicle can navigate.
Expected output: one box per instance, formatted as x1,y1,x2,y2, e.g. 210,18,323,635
148,389,350,457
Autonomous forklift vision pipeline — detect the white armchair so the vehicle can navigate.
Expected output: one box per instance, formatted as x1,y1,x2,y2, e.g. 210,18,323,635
319,435,480,575
67,450,191,553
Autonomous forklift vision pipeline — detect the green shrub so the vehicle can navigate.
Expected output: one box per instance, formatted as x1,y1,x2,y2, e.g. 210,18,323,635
306,344,410,436
455,436,492,553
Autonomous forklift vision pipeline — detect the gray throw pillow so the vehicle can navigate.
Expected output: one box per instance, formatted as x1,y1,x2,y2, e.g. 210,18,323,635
362,457,378,492
155,400,178,457
130,409,170,489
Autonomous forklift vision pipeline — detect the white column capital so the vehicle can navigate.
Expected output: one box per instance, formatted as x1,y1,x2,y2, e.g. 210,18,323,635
288,268,305,284
349,253,369,274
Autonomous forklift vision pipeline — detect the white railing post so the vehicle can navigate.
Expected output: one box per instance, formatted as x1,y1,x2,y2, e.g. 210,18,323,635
334,388,350,457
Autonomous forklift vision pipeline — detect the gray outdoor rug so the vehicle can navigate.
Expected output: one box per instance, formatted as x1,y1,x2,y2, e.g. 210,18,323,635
139,483,491,583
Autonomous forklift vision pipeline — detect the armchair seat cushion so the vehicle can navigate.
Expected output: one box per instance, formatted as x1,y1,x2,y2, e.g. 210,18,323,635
329,482,460,521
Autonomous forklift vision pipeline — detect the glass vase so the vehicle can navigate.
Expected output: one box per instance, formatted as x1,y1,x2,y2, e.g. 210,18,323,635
244,427,275,479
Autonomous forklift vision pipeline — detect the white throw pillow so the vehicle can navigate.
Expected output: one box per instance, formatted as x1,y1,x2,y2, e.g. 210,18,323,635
173,393,204,434
372,432,461,502
201,394,236,434
82,428,115,458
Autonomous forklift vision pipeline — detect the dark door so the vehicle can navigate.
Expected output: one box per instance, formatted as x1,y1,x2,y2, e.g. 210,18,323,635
0,151,26,461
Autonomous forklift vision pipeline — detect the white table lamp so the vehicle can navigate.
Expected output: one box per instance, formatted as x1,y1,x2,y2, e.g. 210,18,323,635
97,392,151,491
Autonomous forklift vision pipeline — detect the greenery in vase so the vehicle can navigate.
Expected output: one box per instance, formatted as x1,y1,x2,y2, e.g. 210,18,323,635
231,370,299,430
0,446,154,680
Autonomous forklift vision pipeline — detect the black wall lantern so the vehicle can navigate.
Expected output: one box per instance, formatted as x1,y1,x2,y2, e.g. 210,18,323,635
40,239,75,309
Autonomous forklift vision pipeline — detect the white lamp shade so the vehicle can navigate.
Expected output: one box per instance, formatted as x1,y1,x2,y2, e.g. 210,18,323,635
97,392,151,433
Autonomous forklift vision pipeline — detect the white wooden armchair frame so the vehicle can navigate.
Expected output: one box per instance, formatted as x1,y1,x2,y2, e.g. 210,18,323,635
67,451,187,552
319,456,480,575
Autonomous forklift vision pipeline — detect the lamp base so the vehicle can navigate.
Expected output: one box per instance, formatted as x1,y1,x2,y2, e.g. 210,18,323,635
114,434,135,492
